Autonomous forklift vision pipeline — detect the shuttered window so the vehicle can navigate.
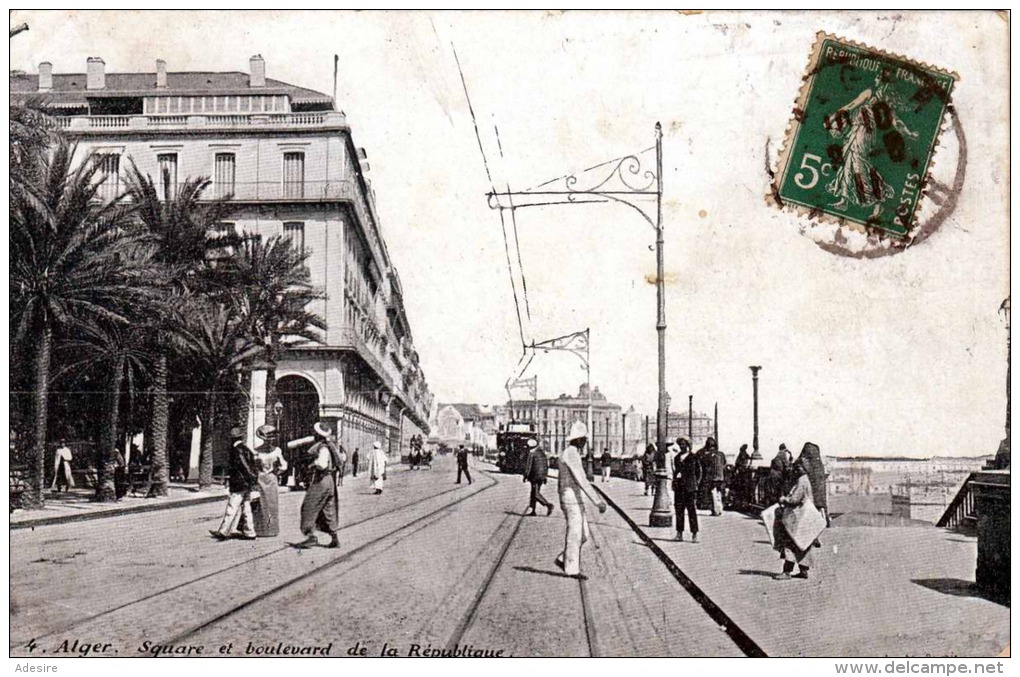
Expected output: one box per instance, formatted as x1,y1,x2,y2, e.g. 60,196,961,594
283,222,305,256
156,153,177,199
283,152,305,198
214,153,235,198
95,153,120,201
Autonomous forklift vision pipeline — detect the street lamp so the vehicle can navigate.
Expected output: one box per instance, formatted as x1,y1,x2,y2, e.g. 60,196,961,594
649,390,673,527
273,400,283,424
750,366,763,462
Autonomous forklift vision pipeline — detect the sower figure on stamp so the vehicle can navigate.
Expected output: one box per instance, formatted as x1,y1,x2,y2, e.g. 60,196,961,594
554,421,607,578
296,422,343,549
522,437,553,516
210,427,259,541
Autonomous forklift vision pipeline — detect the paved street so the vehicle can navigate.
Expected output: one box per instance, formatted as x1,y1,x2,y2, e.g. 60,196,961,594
9,457,1008,658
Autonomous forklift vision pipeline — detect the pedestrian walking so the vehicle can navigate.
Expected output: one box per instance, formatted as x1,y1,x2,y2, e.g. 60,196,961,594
252,425,287,537
522,438,553,516
672,438,702,542
554,421,607,577
797,442,830,527
773,459,825,580
641,444,656,496
704,437,726,516
600,448,613,483
51,440,75,492
296,422,344,548
455,444,472,485
351,448,360,478
369,441,387,494
210,427,259,541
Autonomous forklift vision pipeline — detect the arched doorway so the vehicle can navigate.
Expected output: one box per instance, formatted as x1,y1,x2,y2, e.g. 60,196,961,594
277,375,320,486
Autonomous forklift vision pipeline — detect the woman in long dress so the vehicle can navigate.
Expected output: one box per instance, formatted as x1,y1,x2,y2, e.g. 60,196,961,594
774,460,818,580
252,424,287,537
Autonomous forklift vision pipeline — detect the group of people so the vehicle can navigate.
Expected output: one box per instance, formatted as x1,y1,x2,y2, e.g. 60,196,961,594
407,434,432,470
209,422,391,547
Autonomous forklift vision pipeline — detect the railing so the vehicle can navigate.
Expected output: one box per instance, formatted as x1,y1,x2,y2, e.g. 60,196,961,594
55,111,347,133
727,467,772,513
936,473,977,529
203,180,358,202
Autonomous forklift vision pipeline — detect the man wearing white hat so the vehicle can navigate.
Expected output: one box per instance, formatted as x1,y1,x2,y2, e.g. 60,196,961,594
555,421,607,577
368,440,387,495
296,422,343,548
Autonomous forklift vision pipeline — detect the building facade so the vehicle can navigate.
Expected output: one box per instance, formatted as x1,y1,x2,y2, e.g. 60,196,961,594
430,404,498,450
508,384,624,457
12,56,433,463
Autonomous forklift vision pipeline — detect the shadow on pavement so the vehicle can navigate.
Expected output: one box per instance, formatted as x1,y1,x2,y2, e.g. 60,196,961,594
912,579,1010,607
513,566,587,581
738,569,779,578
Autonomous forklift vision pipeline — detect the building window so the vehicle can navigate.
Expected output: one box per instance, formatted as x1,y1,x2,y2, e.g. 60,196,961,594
283,152,305,198
283,222,305,256
95,153,120,201
214,153,235,198
156,153,178,199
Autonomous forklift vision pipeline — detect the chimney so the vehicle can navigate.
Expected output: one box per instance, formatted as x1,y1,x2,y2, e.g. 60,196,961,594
86,56,105,90
38,62,52,92
249,54,265,88
156,59,167,89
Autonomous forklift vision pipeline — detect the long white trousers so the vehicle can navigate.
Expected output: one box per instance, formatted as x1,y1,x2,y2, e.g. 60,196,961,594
216,491,256,537
558,496,591,576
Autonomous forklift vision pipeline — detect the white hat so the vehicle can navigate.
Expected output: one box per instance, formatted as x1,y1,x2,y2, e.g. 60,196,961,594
313,422,331,438
373,441,382,450
526,438,538,448
566,421,588,443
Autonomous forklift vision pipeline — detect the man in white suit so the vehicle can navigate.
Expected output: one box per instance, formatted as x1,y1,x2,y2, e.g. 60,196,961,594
554,421,607,577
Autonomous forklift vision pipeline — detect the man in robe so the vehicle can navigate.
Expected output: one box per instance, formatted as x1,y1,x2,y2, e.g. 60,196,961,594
369,441,387,495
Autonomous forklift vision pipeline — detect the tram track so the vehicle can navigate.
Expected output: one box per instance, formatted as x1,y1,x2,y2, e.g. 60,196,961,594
11,474,497,651
594,484,768,658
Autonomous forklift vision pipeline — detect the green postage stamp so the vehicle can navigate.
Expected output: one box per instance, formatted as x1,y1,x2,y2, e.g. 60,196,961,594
772,33,959,237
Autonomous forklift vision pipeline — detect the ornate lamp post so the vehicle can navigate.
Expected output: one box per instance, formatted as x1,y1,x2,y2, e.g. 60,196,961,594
649,391,674,527
750,366,763,462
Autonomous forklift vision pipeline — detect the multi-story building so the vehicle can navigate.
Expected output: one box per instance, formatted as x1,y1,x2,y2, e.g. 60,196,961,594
508,384,624,457
647,410,716,451
11,56,433,464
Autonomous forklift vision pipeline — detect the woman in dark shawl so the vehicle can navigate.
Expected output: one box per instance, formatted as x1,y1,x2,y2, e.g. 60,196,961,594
797,442,829,524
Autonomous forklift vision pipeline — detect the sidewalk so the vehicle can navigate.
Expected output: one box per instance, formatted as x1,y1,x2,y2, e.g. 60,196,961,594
10,483,229,529
594,477,1009,657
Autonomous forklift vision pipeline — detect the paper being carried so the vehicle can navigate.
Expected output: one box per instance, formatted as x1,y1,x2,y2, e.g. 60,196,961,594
762,502,827,552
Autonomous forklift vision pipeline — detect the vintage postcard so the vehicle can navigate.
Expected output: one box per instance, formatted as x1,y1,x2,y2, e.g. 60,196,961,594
7,10,1010,666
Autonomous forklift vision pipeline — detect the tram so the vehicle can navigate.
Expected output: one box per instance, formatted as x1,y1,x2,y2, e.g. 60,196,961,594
496,422,538,474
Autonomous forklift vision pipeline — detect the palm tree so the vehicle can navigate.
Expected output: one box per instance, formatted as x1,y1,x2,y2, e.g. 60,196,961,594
219,235,326,431
11,140,148,508
176,302,263,488
123,164,236,495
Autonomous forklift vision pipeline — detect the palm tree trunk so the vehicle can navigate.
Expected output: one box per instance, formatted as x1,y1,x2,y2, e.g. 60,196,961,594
147,353,170,497
233,370,253,435
265,341,279,427
95,352,125,502
199,394,216,488
24,324,52,509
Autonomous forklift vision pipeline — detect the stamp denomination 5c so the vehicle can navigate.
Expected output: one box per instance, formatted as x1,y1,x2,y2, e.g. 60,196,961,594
772,33,959,238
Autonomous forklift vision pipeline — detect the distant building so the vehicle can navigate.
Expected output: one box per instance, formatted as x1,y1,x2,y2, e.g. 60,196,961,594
649,410,715,450
507,384,623,457
431,404,498,450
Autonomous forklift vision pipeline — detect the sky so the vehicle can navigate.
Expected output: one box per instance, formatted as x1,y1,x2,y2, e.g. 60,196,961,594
8,10,1010,457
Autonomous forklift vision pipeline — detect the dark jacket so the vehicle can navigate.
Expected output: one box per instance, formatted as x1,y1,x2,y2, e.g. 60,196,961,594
769,452,790,478
673,451,702,493
456,448,470,469
522,448,549,483
707,450,727,482
228,441,259,493
600,451,613,469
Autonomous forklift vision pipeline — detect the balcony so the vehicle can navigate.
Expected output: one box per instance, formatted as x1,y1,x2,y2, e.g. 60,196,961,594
55,111,348,133
206,180,360,203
